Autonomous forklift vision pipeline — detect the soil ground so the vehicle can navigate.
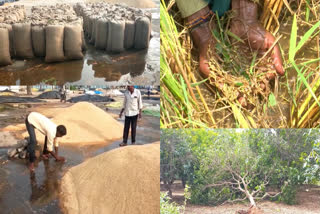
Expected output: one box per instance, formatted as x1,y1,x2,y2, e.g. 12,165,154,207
162,181,320,214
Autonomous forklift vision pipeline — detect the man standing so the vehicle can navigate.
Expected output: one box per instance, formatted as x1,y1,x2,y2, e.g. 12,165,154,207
59,85,66,103
25,112,67,171
119,86,143,147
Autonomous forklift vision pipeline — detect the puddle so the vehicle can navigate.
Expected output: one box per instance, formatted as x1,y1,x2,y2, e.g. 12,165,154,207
0,0,160,86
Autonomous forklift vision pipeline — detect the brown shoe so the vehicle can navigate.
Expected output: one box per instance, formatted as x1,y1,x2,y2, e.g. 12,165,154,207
230,0,284,77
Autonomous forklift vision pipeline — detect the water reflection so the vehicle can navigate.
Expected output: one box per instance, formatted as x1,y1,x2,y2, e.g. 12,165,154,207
29,160,63,206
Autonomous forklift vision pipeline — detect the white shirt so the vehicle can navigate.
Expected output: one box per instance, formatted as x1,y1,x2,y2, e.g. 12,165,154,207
27,112,58,152
123,89,143,117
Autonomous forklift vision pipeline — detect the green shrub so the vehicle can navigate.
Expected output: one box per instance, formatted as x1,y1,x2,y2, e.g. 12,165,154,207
160,192,182,214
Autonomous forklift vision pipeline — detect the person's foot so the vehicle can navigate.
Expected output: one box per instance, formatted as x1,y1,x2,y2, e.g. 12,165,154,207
42,154,49,160
230,0,284,78
29,162,35,172
119,142,127,147
186,6,216,78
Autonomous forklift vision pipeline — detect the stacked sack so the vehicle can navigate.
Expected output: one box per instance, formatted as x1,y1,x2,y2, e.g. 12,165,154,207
0,6,26,66
74,2,152,53
0,4,85,66
0,3,152,67
28,4,85,62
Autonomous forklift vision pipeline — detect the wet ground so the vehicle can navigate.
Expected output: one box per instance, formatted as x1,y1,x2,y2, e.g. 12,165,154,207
0,100,160,213
0,0,160,86
161,181,320,214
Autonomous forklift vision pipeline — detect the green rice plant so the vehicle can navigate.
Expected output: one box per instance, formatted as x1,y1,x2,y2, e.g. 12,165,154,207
289,13,320,127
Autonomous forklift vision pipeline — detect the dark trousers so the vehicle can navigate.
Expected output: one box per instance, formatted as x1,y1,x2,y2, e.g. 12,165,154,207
25,117,37,163
43,136,49,155
123,115,138,144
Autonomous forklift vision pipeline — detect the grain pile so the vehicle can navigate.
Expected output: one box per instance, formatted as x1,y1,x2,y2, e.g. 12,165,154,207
19,102,123,145
60,142,160,214
74,2,152,52
51,102,123,144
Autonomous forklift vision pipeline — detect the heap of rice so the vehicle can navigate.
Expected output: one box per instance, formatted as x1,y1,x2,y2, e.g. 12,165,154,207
22,102,123,144
60,142,160,214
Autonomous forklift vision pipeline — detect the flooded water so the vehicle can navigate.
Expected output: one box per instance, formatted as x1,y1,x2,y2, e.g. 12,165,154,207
0,0,160,86
0,107,160,213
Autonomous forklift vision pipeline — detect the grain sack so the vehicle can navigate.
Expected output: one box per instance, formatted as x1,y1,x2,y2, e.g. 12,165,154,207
89,17,98,45
13,23,34,59
45,25,65,63
0,28,12,66
107,19,125,53
85,14,92,38
83,14,89,36
134,17,151,50
81,30,87,51
0,23,14,57
94,19,108,49
60,142,160,214
64,25,83,60
31,26,46,57
124,20,135,49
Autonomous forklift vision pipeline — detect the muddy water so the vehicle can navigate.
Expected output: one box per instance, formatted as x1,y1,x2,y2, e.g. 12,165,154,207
0,0,160,86
0,113,160,213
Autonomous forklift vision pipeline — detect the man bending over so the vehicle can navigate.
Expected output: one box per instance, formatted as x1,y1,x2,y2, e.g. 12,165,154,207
25,112,66,171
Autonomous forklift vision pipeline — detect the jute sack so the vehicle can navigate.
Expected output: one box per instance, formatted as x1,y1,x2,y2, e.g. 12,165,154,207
64,25,83,60
108,19,125,53
45,25,65,63
31,26,46,57
95,19,108,50
124,20,135,49
0,28,12,66
13,23,34,59
134,17,151,50
0,23,14,57
89,17,98,45
81,30,87,51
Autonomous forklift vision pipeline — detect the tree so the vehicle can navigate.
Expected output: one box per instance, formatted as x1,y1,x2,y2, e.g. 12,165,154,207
160,129,320,206
160,129,194,197
26,86,32,95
